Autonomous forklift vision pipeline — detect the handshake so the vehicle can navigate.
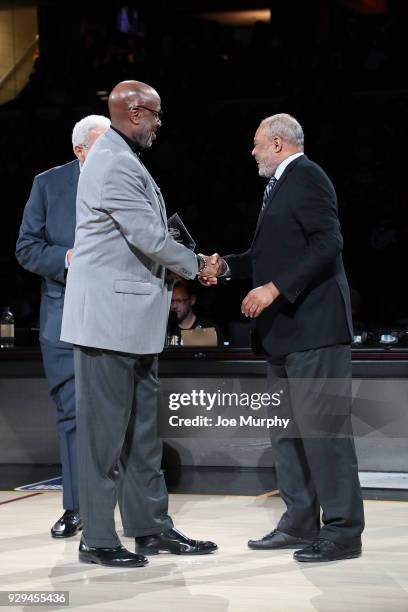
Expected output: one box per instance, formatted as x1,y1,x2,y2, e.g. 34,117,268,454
197,253,227,286
196,252,281,319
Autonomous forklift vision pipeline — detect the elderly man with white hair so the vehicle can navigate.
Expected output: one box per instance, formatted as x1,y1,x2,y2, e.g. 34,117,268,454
16,114,110,538
205,113,365,563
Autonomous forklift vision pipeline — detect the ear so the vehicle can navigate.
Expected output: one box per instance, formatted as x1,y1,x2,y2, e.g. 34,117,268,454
191,295,197,306
129,107,141,125
273,136,283,152
73,144,85,163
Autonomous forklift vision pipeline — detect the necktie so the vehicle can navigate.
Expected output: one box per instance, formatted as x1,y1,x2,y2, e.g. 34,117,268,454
261,176,277,211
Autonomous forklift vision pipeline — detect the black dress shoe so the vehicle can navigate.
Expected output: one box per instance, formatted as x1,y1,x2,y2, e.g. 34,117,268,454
135,527,218,555
294,538,362,562
248,529,313,550
51,510,83,539
79,537,148,567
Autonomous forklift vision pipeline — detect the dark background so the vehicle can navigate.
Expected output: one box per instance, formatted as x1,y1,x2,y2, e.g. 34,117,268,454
2,0,408,339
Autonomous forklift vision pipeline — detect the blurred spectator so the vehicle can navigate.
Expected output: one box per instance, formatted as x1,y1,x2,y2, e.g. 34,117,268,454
168,281,224,346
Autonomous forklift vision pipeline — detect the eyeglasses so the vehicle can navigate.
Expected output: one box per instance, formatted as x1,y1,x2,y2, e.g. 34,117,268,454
128,105,163,121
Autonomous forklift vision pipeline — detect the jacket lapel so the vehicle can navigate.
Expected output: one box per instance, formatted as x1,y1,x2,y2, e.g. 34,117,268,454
67,160,80,188
105,129,168,225
151,183,167,226
134,155,167,225
252,155,306,243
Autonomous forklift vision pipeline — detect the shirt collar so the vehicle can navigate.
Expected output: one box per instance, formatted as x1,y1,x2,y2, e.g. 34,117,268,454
274,152,304,180
111,125,141,154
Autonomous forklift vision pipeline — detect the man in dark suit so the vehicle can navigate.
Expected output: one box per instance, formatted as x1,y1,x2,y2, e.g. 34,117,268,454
205,113,364,562
15,115,110,538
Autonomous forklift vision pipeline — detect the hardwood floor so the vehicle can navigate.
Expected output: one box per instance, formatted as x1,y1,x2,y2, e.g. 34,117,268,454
0,492,407,611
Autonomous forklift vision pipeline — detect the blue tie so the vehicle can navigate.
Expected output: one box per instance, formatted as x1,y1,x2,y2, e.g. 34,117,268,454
261,176,277,211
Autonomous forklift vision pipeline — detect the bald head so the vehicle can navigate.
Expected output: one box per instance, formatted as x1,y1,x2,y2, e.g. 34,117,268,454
108,80,162,150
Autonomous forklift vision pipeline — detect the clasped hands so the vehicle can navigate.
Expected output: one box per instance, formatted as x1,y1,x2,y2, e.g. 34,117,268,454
197,253,227,285
197,253,280,318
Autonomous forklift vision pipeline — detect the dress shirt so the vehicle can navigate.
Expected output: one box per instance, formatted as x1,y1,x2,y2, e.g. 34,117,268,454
274,152,304,179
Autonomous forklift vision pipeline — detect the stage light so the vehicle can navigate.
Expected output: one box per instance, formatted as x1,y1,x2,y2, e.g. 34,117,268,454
379,332,398,344
96,90,108,101
198,10,271,27
337,0,388,14
352,332,368,344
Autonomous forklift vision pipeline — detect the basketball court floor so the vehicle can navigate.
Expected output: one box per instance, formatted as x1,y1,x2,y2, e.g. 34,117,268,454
0,491,407,611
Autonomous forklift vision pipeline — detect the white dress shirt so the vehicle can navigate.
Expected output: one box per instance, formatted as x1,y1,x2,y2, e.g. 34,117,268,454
274,151,304,180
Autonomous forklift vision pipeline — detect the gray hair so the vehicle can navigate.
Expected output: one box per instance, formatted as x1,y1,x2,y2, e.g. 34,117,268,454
262,113,304,148
72,114,110,148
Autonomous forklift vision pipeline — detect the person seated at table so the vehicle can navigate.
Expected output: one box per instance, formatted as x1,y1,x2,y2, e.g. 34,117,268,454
168,280,224,346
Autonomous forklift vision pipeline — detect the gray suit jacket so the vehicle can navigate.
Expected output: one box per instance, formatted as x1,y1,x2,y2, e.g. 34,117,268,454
60,128,198,354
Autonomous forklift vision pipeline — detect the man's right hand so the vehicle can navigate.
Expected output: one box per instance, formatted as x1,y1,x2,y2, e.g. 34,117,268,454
198,253,227,286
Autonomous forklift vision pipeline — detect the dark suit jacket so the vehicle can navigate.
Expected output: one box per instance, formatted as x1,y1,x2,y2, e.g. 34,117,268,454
15,160,79,353
225,154,353,357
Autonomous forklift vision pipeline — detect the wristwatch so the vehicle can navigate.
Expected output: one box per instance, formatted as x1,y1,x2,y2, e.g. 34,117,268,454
196,253,206,273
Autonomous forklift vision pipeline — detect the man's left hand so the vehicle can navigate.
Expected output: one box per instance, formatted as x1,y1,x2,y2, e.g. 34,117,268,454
241,282,280,318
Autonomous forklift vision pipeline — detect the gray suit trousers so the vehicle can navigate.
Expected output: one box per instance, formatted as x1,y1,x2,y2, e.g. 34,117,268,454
74,346,173,548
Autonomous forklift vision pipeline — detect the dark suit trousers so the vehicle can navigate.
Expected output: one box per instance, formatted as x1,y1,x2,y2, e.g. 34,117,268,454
267,344,364,544
74,346,173,548
40,340,78,511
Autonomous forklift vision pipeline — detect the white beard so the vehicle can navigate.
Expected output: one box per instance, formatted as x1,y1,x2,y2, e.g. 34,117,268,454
257,162,274,178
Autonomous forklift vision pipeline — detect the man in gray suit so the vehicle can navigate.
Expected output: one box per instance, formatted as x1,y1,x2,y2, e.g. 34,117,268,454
61,80,218,567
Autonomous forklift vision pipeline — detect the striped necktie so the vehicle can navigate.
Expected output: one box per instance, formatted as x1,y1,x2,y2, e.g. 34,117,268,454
261,176,277,211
